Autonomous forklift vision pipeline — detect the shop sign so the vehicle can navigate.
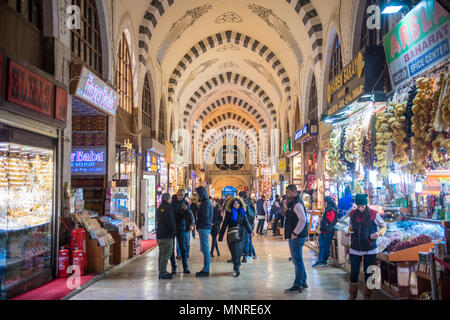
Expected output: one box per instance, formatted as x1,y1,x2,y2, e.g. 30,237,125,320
7,61,53,116
278,158,286,172
174,154,183,166
145,151,158,172
71,147,106,175
54,86,68,121
383,0,449,88
165,142,174,163
74,67,118,116
293,156,302,180
295,124,309,140
326,46,386,116
319,122,332,150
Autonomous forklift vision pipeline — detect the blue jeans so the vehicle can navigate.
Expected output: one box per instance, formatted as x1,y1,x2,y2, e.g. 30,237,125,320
176,231,188,270
243,230,250,256
185,231,191,257
318,233,333,264
198,229,211,272
288,237,307,287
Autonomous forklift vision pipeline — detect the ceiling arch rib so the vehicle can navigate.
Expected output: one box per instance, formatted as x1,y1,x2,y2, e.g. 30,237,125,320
138,0,175,65
191,96,268,130
183,72,278,127
285,0,323,64
167,30,291,103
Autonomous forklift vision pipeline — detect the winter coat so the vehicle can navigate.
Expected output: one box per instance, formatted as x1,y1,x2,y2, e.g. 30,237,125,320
191,202,199,223
171,194,194,232
211,206,223,237
218,196,253,242
196,187,213,229
243,197,256,228
256,198,266,219
156,200,176,239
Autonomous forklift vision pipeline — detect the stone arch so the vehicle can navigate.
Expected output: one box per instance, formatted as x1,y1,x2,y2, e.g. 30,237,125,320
167,30,291,103
211,176,250,199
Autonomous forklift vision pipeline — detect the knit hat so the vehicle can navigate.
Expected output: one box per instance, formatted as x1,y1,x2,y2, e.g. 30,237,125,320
355,194,368,205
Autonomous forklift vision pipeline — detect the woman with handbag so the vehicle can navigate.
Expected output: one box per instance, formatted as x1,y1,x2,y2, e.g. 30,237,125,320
218,196,253,277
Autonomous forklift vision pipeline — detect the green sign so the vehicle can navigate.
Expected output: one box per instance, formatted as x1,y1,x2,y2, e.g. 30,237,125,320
383,0,449,87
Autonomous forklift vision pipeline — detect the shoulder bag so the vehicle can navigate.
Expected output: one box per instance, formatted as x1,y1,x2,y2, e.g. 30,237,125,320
227,225,240,243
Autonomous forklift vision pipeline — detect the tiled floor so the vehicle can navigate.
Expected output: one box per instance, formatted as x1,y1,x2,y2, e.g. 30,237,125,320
70,234,391,300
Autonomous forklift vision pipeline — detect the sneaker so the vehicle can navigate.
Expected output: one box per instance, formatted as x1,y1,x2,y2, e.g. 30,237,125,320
217,252,220,257
233,271,240,277
285,286,302,293
252,255,258,260
312,262,321,268
171,268,177,274
247,256,253,262
183,269,191,274
196,271,209,277
319,263,329,267
159,273,173,280
176,256,181,260
227,259,233,263
301,283,308,289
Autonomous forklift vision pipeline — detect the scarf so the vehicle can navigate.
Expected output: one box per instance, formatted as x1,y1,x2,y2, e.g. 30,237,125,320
231,206,245,226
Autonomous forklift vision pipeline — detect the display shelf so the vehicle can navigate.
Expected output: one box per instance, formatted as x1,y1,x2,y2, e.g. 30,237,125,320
5,269,49,290
379,242,435,262
6,249,50,268
0,221,51,233
408,217,449,226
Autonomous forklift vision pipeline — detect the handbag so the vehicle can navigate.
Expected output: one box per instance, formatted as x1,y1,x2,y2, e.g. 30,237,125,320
227,225,240,243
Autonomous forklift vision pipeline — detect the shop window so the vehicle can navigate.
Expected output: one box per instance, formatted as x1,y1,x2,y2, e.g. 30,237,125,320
3,0,42,29
308,75,318,121
142,75,152,128
116,33,133,114
70,0,102,75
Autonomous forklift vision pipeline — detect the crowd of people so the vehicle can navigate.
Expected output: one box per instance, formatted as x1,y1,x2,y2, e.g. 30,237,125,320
155,184,386,299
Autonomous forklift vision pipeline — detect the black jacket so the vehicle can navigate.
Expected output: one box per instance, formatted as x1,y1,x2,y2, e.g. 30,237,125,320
196,187,213,229
243,197,256,228
218,196,252,242
191,202,199,223
256,198,266,218
156,200,176,239
284,195,309,240
320,204,338,234
171,194,194,232
211,206,223,237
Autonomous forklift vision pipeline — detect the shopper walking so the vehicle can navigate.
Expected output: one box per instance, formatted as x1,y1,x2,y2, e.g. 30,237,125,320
284,185,309,293
156,193,176,280
218,196,253,277
256,195,267,235
195,186,214,277
239,191,257,262
210,198,223,257
347,194,387,300
171,189,192,274
338,185,353,219
313,196,338,267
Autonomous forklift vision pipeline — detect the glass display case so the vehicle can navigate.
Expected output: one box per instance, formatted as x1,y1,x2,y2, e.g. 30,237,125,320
0,141,55,299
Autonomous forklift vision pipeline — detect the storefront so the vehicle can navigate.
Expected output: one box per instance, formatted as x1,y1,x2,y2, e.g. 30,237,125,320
141,150,159,239
278,158,289,196
0,55,67,299
69,65,118,217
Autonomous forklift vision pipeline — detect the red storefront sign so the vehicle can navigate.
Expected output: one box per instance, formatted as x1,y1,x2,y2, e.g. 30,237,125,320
55,86,68,121
7,61,53,116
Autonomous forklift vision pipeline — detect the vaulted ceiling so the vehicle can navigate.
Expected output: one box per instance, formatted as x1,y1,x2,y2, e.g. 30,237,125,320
136,0,328,165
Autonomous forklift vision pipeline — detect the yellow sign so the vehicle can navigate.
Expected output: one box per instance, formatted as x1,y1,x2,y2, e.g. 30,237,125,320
327,51,364,104
165,142,173,163
278,158,286,172
318,122,332,151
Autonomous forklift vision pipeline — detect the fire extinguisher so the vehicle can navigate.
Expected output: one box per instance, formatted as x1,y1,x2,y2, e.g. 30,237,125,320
72,248,85,276
58,248,70,278
70,226,87,267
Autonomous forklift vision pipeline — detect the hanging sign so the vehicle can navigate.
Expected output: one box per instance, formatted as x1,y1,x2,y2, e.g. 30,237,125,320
326,46,386,116
293,156,302,180
295,124,309,140
165,142,174,163
319,122,332,150
145,151,159,172
71,147,106,175
383,0,449,88
7,61,53,116
278,158,286,172
73,66,118,116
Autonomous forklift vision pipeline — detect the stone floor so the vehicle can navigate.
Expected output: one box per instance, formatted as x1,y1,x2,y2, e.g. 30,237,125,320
70,234,391,300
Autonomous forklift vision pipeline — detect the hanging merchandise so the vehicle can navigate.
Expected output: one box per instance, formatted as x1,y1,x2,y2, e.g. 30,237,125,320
392,102,409,166
327,128,345,179
374,104,392,177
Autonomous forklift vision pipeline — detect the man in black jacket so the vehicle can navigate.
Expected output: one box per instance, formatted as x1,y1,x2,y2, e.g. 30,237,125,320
239,191,257,262
171,189,193,274
156,193,176,279
284,185,309,293
195,186,213,277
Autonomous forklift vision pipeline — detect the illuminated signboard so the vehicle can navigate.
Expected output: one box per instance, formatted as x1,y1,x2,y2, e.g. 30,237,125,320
145,151,158,172
75,67,118,116
295,124,309,140
71,147,106,175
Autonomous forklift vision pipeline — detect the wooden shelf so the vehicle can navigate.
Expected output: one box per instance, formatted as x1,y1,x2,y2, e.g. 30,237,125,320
380,242,435,262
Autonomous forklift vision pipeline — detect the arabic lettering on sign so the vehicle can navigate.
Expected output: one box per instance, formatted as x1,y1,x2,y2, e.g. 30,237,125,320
7,61,53,116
